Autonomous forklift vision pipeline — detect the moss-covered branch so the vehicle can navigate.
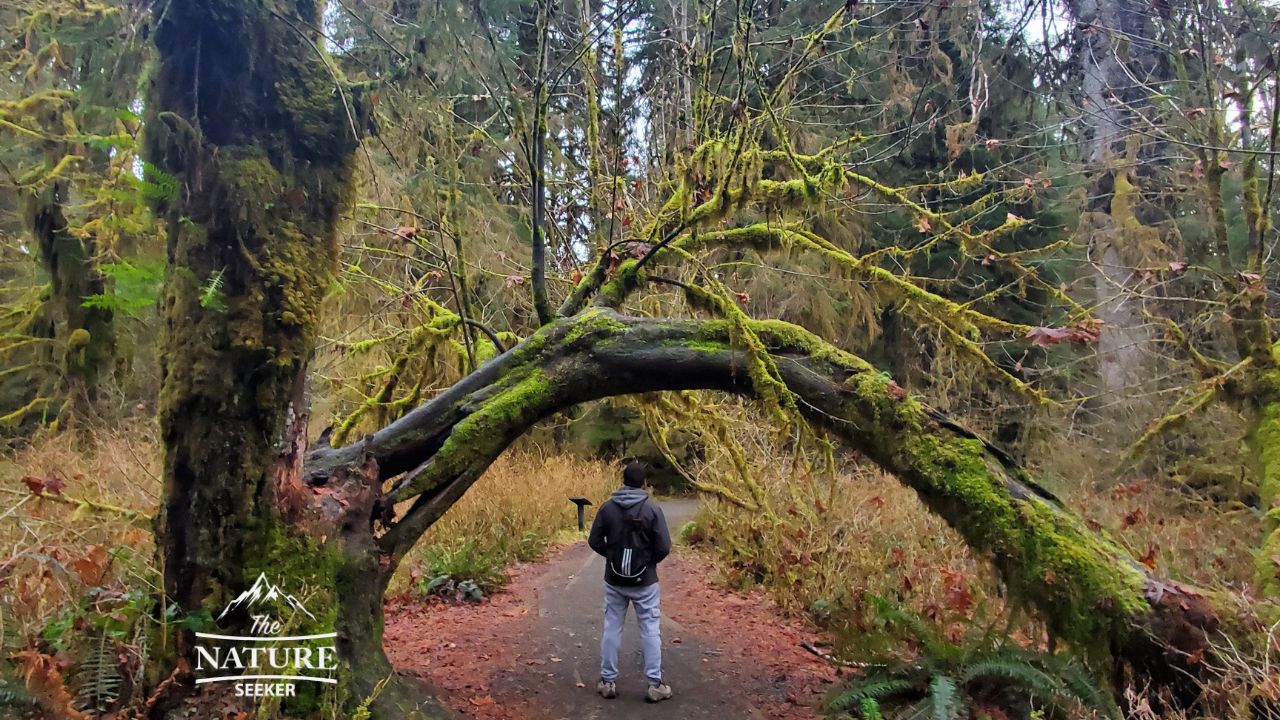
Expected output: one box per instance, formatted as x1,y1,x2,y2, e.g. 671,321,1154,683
306,310,1216,683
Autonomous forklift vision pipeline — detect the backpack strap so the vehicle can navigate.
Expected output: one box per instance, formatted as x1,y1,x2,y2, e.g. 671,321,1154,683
622,497,647,526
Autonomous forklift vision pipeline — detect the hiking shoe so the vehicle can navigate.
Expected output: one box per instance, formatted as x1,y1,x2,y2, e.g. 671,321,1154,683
597,680,617,699
645,683,673,703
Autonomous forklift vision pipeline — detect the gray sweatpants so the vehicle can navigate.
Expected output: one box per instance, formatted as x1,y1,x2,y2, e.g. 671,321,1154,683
600,581,662,686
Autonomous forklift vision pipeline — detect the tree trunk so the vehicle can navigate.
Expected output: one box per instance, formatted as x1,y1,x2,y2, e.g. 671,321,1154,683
141,0,431,714
1252,383,1280,607
25,179,115,412
1074,0,1156,402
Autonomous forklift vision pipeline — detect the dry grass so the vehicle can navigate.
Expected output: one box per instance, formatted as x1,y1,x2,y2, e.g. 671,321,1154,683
392,447,619,594
1033,436,1260,591
690,463,1011,658
0,420,160,652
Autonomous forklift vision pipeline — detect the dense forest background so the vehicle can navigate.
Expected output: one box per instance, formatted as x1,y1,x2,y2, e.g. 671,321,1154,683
0,0,1279,718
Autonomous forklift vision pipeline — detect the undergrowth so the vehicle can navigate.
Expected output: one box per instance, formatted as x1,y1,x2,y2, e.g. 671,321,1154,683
0,420,162,718
826,597,1116,720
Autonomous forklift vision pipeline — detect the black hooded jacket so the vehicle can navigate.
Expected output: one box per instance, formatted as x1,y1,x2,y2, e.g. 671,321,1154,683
587,487,672,587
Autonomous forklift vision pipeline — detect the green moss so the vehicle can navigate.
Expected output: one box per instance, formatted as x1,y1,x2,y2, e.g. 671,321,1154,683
562,307,628,347
390,368,558,502
599,259,643,307
66,328,91,348
234,514,344,712
1253,398,1280,604
900,433,1147,653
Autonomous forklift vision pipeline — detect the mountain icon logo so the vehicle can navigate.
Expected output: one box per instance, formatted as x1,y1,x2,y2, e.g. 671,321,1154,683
216,573,317,625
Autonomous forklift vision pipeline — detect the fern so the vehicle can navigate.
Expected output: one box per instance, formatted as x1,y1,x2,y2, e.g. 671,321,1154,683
867,595,960,664
199,268,227,311
0,676,38,710
73,632,122,714
929,675,960,720
825,602,1118,720
963,658,1058,700
859,698,884,720
829,678,917,710
1046,654,1119,719
81,260,164,317
126,160,179,203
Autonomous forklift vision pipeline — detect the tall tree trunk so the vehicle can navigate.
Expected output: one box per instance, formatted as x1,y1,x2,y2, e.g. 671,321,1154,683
25,179,115,411
1251,375,1280,607
1074,0,1156,402
141,0,436,714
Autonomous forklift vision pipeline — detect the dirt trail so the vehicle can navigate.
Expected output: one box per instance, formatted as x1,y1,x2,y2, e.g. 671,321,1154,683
385,499,838,719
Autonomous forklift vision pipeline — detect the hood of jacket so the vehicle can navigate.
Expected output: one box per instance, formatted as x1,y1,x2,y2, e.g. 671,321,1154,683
610,486,649,509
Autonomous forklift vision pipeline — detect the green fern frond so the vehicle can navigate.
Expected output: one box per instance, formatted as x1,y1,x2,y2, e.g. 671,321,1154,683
126,160,179,202
963,658,1058,699
867,595,958,663
929,675,960,720
81,260,164,317
1047,656,1118,719
200,268,227,311
0,676,38,709
829,678,917,710
73,632,123,713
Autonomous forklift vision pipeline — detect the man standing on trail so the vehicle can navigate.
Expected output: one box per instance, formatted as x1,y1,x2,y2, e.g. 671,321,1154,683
588,461,674,702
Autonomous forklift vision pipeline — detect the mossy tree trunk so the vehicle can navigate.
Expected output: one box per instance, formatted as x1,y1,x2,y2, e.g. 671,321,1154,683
25,179,115,410
1252,381,1280,606
302,310,1220,717
141,0,441,714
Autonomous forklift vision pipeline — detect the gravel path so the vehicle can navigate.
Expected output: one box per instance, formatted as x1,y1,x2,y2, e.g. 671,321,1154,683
384,499,838,719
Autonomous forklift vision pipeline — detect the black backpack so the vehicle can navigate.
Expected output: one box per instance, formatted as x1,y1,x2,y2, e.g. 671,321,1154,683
606,499,652,586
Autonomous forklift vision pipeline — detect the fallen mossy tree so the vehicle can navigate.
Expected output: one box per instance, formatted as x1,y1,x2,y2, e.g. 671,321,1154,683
292,309,1219,717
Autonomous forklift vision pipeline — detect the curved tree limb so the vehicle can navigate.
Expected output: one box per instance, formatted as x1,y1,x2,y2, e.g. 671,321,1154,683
305,309,1216,683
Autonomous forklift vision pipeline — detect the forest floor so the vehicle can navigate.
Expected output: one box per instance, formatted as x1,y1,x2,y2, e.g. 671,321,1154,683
384,499,840,719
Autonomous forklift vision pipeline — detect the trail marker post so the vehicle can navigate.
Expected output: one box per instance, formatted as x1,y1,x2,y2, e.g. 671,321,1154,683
568,497,593,532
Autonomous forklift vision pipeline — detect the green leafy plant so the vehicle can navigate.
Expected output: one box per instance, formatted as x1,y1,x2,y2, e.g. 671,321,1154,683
0,676,39,713
73,632,123,714
199,268,227,311
125,160,179,203
413,540,507,601
827,598,1117,720
81,260,164,317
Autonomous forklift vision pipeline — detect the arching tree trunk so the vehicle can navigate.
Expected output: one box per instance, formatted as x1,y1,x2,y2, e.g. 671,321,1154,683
302,310,1218,716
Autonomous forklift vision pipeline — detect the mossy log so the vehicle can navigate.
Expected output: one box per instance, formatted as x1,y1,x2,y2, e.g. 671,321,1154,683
301,309,1217,717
